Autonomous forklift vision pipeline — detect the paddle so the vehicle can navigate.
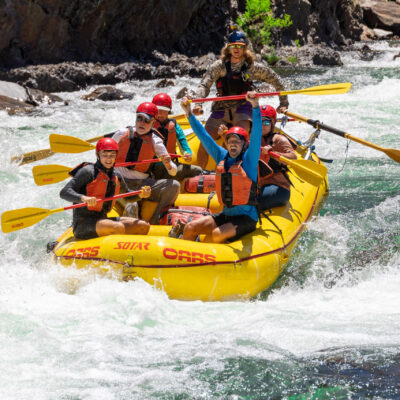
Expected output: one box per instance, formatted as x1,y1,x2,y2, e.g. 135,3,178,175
191,82,352,103
32,154,183,186
11,114,189,165
285,111,400,163
269,151,327,187
1,190,143,234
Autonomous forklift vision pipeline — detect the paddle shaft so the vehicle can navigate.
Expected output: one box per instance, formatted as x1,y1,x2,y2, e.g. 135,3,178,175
285,110,400,162
63,190,142,211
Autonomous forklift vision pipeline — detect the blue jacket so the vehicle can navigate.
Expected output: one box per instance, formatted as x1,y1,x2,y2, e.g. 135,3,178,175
189,107,262,221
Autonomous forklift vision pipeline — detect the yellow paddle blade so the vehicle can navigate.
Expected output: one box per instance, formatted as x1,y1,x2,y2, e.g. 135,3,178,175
383,148,400,163
11,149,55,166
281,82,352,96
50,134,95,153
1,207,60,233
282,157,327,186
32,164,72,186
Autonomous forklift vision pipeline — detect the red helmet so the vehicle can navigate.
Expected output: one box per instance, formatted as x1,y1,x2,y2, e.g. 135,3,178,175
136,102,158,118
260,105,277,122
226,126,249,143
152,93,172,111
96,138,119,154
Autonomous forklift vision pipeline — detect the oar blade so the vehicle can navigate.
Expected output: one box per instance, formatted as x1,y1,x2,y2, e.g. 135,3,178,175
282,82,352,96
32,164,72,186
384,148,400,163
288,159,327,186
1,207,51,233
50,134,95,153
11,149,55,166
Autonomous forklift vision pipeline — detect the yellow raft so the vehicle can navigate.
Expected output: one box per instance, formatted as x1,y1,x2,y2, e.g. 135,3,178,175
51,133,329,301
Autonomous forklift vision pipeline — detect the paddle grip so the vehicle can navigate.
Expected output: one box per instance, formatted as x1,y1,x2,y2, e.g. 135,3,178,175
307,119,346,138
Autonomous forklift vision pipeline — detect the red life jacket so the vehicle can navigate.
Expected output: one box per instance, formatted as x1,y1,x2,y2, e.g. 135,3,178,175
153,118,177,154
116,127,155,173
215,158,258,208
69,163,120,213
216,61,254,96
185,174,216,193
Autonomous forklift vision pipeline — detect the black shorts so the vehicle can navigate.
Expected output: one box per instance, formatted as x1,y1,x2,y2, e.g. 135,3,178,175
211,212,257,242
72,216,120,240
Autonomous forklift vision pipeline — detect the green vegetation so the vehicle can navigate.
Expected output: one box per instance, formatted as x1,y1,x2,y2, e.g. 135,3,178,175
265,45,280,65
237,0,292,47
287,55,297,64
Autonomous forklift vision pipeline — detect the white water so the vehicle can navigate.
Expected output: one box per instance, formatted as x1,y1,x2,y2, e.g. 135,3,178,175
0,41,399,399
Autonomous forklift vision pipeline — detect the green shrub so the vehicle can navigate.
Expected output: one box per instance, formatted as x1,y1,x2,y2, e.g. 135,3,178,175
237,0,292,47
265,45,280,65
287,55,297,64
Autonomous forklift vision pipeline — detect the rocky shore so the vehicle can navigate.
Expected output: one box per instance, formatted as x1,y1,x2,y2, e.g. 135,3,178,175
1,0,400,113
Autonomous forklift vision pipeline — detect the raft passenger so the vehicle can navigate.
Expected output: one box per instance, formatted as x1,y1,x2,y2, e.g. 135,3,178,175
60,138,151,239
258,105,297,210
151,93,203,181
112,102,181,224
191,28,289,169
179,92,261,243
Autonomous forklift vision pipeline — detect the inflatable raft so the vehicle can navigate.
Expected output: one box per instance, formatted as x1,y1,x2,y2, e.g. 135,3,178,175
50,132,329,301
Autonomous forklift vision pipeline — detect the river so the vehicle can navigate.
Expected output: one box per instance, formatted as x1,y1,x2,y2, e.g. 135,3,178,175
0,41,399,399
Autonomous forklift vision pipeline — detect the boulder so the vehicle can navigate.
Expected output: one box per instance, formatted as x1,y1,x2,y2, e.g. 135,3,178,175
359,0,400,34
0,95,34,115
80,86,134,101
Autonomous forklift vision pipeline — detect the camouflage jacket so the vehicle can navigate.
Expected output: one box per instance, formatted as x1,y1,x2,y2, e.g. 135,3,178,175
193,59,289,112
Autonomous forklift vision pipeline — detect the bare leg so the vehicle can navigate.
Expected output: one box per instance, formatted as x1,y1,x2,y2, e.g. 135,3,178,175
182,215,217,241
120,217,150,235
210,222,237,243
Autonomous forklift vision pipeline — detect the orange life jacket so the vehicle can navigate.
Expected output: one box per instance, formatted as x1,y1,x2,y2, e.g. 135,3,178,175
215,158,258,208
69,162,120,213
116,127,155,173
258,133,292,187
153,119,177,154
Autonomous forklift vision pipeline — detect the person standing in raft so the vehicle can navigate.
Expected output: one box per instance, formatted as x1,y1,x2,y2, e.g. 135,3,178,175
60,138,151,240
151,93,202,181
112,102,181,225
190,28,289,169
179,92,261,243
257,105,297,210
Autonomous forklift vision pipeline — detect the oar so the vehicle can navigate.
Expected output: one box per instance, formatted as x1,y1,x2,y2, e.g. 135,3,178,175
32,154,182,185
190,82,352,103
1,190,143,234
11,114,189,165
269,151,327,187
285,110,400,163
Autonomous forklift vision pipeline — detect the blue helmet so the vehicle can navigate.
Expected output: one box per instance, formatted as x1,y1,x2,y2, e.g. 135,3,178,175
228,30,248,45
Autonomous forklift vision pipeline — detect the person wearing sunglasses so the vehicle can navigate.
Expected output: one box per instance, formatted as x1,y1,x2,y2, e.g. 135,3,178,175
151,93,202,183
111,102,181,225
190,28,289,169
180,92,261,243
257,105,297,211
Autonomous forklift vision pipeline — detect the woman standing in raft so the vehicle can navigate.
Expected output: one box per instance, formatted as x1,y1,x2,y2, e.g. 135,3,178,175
60,138,151,240
191,28,289,169
180,92,261,243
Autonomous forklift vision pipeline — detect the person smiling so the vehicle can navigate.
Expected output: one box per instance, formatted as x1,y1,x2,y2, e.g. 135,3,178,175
191,28,288,169
59,138,151,240
180,92,261,243
111,102,180,224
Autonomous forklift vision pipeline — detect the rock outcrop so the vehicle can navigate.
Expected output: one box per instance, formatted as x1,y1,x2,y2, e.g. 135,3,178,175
359,0,400,35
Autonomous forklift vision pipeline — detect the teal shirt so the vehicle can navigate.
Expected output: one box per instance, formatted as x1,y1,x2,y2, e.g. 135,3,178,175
155,122,191,167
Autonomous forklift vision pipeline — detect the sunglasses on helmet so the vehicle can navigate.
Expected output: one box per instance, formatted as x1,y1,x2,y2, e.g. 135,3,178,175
136,115,154,124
